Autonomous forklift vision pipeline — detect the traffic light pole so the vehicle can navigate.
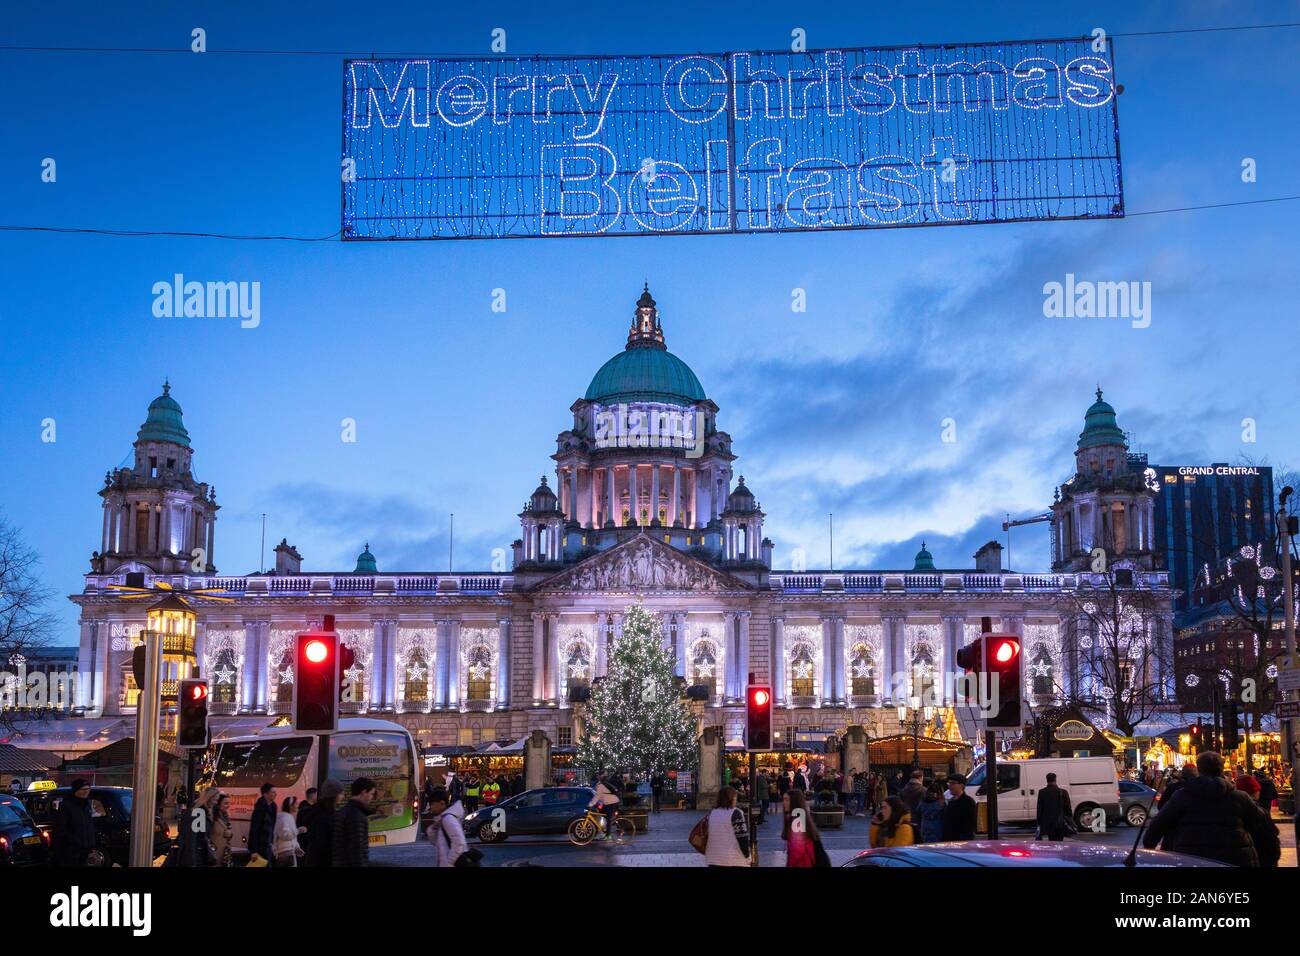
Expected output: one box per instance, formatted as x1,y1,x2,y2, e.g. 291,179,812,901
749,750,758,867
986,730,998,839
128,627,162,868
1279,493,1299,805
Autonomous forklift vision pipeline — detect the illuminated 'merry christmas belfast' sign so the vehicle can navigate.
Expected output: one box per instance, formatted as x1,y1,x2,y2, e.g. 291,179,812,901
342,38,1123,240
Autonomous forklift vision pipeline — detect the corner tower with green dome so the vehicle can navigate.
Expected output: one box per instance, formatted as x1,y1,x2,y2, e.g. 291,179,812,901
515,285,771,572
1050,388,1156,573
93,382,220,577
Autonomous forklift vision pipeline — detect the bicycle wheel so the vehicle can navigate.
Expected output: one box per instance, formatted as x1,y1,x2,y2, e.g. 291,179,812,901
568,817,597,846
613,817,635,839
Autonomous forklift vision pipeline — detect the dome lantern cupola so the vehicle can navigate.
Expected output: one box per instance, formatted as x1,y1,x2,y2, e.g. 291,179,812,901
1076,387,1127,451
627,282,666,350
136,380,191,448
912,541,937,573
354,543,378,574
584,285,707,407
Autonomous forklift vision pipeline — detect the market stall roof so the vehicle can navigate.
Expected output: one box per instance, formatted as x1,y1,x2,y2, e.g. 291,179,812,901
1,718,135,756
210,718,280,740
0,743,57,775
421,745,476,756
868,734,968,765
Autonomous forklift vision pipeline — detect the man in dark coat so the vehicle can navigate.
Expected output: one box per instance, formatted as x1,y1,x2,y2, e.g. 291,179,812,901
899,770,927,816
296,787,319,854
1253,769,1278,818
1143,752,1280,867
1035,772,1072,841
246,783,277,863
52,780,96,866
332,777,376,867
941,773,977,841
303,779,342,867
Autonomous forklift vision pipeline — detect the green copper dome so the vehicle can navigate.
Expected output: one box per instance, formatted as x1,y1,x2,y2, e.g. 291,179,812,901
912,541,936,572
136,381,191,447
354,543,377,574
584,285,706,407
1077,387,1127,450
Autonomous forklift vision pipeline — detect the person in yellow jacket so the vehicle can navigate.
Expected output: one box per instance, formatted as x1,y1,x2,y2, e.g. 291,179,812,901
482,778,501,806
465,774,482,813
869,796,917,848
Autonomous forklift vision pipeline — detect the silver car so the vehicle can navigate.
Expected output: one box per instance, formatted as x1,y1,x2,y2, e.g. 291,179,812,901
1117,779,1158,826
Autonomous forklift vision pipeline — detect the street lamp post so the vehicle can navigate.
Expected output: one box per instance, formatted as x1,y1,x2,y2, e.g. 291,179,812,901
128,594,196,867
1278,489,1299,803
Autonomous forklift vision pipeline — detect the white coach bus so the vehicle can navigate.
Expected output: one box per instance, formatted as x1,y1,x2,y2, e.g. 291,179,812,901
200,718,420,855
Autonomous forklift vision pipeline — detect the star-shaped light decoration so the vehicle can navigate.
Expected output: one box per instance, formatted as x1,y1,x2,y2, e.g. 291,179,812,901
344,665,365,683
406,663,427,681
468,662,488,681
695,662,714,677
852,661,871,678
1267,664,1279,679
279,666,294,684
1030,661,1052,678
214,665,236,685
792,661,813,679
568,663,587,678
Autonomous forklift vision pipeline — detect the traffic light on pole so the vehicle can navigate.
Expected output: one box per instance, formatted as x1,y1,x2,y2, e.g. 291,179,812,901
177,678,209,748
1223,704,1240,751
294,624,340,733
984,635,1022,730
746,684,772,751
1189,722,1202,753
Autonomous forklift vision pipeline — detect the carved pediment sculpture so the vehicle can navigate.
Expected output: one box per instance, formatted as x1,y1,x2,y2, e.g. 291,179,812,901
534,534,745,593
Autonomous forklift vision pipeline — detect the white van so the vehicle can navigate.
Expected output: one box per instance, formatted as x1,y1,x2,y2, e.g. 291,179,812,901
965,757,1120,830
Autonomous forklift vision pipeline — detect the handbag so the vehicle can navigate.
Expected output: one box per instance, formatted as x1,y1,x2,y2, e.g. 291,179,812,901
688,815,709,854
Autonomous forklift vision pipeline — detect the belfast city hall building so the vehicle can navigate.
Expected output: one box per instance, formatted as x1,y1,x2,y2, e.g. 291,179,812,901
69,287,1175,754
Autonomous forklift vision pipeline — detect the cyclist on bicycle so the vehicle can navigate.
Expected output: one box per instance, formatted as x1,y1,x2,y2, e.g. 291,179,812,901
589,774,621,840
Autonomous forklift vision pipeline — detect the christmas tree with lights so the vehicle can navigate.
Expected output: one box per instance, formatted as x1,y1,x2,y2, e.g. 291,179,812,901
577,602,699,775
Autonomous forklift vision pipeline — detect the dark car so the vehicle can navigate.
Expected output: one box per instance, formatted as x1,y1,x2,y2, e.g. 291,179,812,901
1118,780,1158,826
21,786,172,867
843,841,1228,867
463,786,594,843
0,796,50,866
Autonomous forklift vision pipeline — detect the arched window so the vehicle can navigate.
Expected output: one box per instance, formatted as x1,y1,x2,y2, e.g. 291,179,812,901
211,648,238,704
790,642,815,700
566,643,591,693
466,646,492,702
274,648,294,704
911,642,936,705
403,648,430,708
691,639,717,695
1031,646,1054,697
850,642,875,697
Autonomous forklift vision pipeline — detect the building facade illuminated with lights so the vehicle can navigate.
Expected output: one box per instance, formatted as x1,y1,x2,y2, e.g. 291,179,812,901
70,288,1175,752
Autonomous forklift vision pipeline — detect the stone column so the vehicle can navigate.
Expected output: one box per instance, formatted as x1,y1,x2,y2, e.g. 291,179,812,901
650,464,661,524
251,620,270,714
832,616,846,702
206,517,216,570
772,616,785,704
672,467,681,526
447,619,461,710
820,616,835,705
627,464,638,525
497,618,511,708
674,612,687,679
370,619,386,709
530,613,544,703
606,468,616,526
883,614,906,704
942,614,965,704
720,612,735,698
739,611,751,688
546,613,561,702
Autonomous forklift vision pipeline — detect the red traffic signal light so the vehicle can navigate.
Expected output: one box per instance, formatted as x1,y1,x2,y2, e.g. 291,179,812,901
294,629,341,733
746,684,772,751
983,636,1022,730
177,677,209,748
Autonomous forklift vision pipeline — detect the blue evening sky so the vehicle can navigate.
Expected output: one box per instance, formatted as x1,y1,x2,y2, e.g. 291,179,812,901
1,1,1296,640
